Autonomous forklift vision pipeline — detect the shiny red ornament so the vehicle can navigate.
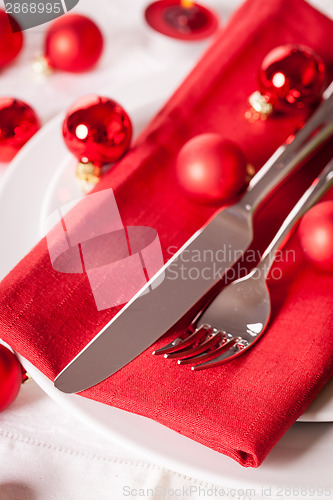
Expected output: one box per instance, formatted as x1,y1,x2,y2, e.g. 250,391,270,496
0,345,23,412
176,134,248,203
298,200,333,273
0,9,24,69
45,14,103,72
247,44,326,120
260,44,326,112
0,97,41,163
62,94,132,168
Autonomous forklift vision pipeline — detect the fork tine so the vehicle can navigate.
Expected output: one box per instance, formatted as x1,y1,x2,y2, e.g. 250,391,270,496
165,330,223,359
152,335,187,355
191,338,247,370
153,324,213,355
179,336,238,366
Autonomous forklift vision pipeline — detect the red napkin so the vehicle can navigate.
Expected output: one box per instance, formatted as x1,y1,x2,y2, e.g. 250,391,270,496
1,0,333,467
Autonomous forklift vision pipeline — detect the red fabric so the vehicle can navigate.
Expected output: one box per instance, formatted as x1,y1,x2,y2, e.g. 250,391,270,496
1,0,333,467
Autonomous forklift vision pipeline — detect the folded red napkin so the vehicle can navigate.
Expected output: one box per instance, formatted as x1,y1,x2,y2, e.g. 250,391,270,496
1,0,333,467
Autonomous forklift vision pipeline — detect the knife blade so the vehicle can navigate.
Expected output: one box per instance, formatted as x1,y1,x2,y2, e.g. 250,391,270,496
55,86,333,393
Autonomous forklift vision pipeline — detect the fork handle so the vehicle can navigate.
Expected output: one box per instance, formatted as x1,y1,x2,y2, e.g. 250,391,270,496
240,82,333,215
255,158,333,278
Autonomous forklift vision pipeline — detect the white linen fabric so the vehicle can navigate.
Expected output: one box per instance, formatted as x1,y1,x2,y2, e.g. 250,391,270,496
0,382,236,500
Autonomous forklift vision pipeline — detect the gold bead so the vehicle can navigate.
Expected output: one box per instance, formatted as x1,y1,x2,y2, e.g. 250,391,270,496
246,91,273,121
32,55,53,77
75,162,101,184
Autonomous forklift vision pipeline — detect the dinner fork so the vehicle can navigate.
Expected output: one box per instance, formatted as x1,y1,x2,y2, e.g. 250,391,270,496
153,158,333,370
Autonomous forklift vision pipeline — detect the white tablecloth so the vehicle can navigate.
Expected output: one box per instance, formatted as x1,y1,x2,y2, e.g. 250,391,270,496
0,0,332,499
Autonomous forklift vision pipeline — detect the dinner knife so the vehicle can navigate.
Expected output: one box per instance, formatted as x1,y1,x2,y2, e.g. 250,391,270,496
55,85,333,393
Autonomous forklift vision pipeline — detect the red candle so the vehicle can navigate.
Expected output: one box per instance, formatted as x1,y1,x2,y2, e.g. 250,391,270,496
145,0,219,41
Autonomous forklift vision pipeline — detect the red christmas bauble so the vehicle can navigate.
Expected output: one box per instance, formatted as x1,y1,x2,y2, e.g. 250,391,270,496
259,44,326,112
0,345,23,412
298,200,333,273
62,95,132,166
0,10,24,69
176,134,248,203
0,97,40,163
45,14,103,72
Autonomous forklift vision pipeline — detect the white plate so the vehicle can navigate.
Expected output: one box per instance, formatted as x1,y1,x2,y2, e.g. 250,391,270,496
0,71,333,490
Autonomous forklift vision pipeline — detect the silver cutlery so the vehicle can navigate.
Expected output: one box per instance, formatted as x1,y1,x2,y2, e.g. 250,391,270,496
55,84,333,394
154,158,333,369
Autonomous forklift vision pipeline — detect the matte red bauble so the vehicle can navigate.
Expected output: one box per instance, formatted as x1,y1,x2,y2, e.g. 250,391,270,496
247,44,326,119
44,14,103,73
0,345,23,412
0,97,41,162
298,200,333,273
63,95,132,183
0,10,24,69
176,134,248,203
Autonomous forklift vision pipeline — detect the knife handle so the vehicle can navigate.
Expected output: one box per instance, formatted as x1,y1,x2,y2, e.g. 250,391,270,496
240,82,333,215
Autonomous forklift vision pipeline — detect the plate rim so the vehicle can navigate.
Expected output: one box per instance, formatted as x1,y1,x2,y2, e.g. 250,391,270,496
0,69,333,488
